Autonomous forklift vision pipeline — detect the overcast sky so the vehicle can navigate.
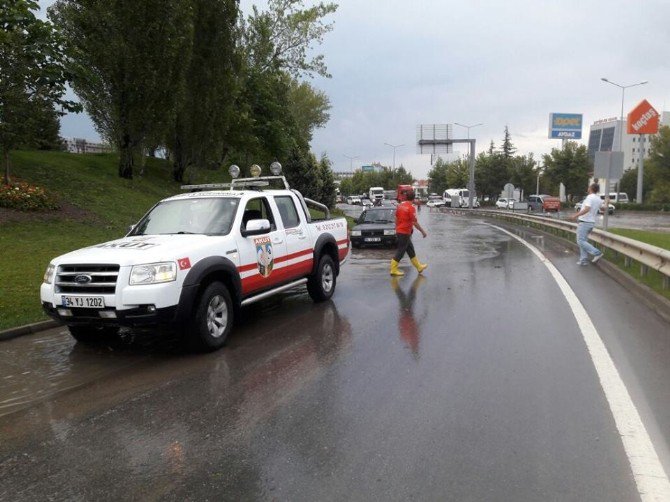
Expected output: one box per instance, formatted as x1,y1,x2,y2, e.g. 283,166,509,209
43,0,670,180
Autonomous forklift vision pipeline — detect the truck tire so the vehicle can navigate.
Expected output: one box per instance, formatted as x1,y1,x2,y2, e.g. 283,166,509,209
68,325,119,344
187,281,233,352
307,254,336,302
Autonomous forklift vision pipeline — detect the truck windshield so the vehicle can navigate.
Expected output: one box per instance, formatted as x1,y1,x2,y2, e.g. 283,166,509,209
130,197,240,236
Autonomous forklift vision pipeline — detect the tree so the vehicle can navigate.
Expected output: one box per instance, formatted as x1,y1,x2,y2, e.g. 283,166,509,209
619,167,653,203
287,79,331,146
226,0,337,168
475,151,509,201
542,142,591,198
1,0,79,184
509,154,537,198
646,125,670,203
316,154,336,208
283,147,321,200
50,0,193,179
427,157,449,194
23,98,63,151
500,125,517,158
243,0,338,78
168,0,240,182
445,157,469,188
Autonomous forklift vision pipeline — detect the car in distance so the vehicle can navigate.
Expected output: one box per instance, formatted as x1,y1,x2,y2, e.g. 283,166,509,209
350,207,397,248
574,198,615,215
346,195,361,205
496,197,517,209
426,194,446,208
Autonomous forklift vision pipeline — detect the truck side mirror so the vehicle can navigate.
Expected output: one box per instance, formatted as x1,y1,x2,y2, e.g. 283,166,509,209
241,219,271,237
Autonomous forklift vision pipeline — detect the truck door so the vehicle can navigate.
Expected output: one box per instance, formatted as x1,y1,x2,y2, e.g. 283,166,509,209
236,196,288,295
273,194,314,278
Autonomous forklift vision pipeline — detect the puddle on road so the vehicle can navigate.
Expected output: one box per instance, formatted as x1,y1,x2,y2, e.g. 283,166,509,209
0,327,178,417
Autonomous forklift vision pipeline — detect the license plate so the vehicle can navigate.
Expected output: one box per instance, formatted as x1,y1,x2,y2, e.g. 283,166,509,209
364,237,381,242
62,296,105,308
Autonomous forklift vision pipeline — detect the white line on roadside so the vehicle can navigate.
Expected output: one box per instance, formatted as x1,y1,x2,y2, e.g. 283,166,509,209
489,223,670,502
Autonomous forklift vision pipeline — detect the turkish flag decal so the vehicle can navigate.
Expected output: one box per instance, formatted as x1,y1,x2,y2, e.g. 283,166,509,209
178,257,191,270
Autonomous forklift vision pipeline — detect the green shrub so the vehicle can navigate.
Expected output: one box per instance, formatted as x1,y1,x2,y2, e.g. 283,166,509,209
0,180,60,211
616,203,670,212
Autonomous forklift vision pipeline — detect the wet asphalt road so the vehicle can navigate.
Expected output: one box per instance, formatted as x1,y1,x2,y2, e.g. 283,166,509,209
2,209,670,501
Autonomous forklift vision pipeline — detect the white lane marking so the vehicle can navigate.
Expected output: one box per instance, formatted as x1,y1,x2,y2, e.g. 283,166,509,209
489,224,670,502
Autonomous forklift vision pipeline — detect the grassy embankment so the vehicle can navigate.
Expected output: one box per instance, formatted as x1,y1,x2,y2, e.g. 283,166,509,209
0,150,349,330
0,150,227,330
603,228,670,301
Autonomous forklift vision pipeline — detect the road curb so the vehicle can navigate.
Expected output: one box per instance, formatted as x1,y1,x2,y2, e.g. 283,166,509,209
0,320,62,342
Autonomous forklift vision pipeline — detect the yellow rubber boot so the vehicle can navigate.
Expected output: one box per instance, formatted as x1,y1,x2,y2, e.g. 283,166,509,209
390,259,405,276
411,257,428,274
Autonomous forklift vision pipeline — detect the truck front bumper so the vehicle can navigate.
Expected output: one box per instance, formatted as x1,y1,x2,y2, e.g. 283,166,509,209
42,302,179,328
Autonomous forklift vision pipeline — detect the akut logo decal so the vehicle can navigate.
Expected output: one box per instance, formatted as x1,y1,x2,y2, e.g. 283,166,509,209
254,236,273,277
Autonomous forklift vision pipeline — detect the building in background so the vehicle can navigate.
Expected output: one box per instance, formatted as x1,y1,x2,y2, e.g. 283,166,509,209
360,162,387,173
413,179,428,200
63,138,113,154
332,171,355,180
587,111,670,171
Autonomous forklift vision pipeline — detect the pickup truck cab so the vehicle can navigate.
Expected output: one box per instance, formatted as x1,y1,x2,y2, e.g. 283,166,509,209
40,164,349,351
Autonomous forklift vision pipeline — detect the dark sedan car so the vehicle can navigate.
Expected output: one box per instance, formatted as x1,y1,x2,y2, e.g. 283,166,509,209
350,207,397,248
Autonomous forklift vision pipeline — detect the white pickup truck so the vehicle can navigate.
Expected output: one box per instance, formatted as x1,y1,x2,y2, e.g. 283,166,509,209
40,165,349,351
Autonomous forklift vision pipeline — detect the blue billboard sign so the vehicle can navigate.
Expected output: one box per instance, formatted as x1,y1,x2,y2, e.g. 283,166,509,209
549,113,583,139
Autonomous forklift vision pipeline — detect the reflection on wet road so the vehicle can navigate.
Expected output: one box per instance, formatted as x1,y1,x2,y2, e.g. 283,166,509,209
2,210,669,500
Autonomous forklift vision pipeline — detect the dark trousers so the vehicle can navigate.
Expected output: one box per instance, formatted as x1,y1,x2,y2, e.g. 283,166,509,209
394,233,416,262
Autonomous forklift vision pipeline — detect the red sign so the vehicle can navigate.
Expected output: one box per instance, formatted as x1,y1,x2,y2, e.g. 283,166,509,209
627,99,659,135
178,257,191,270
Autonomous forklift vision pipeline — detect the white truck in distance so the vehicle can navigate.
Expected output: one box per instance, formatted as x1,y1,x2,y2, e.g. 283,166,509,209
369,186,384,205
40,166,349,351
443,188,480,208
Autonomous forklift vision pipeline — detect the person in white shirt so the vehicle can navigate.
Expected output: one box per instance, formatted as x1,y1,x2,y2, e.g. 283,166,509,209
569,182,604,265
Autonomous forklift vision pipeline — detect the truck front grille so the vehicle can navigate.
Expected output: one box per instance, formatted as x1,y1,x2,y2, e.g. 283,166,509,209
56,264,120,294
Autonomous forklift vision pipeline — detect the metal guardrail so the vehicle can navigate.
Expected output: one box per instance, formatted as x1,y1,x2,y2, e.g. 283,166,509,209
455,209,670,289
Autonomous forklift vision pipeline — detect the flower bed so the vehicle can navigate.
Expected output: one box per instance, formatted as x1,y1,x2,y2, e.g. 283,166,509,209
0,180,60,211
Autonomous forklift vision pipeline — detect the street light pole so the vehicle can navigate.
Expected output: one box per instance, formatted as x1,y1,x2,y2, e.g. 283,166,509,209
343,154,359,171
455,123,483,209
384,142,404,173
601,78,647,152
600,77,647,227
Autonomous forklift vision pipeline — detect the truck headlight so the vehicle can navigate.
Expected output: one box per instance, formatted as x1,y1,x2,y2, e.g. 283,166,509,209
129,262,177,285
43,264,55,284
351,230,361,236
384,229,396,236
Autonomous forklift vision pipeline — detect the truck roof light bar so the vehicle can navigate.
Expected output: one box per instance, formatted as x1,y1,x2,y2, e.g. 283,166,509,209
180,183,231,192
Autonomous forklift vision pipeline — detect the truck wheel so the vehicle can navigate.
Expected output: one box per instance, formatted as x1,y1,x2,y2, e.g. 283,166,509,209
307,255,336,302
187,281,233,352
68,325,119,344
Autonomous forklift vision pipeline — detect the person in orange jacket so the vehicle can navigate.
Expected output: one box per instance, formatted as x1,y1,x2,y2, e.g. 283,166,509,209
390,190,428,276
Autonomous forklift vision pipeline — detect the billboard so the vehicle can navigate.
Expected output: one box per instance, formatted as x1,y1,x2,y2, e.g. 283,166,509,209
627,99,659,135
548,113,583,139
